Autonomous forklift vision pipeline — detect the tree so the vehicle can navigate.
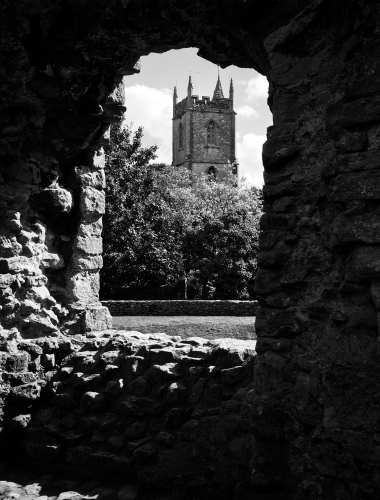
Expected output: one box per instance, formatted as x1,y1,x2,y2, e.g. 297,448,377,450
102,123,262,300
174,173,262,299
101,125,183,298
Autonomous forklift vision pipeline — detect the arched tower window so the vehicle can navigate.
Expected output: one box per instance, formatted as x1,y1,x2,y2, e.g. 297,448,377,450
206,120,217,145
207,166,217,180
178,122,184,149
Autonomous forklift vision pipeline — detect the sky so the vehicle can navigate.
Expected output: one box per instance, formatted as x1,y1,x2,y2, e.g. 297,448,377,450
122,48,272,187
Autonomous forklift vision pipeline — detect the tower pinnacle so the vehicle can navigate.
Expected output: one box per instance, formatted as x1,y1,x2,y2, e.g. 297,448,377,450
213,75,224,99
187,74,193,96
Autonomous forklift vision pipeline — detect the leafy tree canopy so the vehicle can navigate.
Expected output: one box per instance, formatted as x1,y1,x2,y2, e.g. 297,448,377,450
101,123,262,300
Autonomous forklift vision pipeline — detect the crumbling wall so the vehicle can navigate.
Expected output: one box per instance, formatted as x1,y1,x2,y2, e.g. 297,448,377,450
2,0,380,498
253,2,380,498
1,330,255,499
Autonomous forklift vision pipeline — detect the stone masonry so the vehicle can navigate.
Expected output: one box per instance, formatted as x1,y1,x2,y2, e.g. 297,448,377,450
172,75,237,180
0,329,255,499
2,0,380,498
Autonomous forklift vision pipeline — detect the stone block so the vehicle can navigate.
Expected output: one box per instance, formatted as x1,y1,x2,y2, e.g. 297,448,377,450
262,134,299,169
220,366,245,385
338,132,367,153
56,492,82,500
0,256,37,274
54,389,80,408
88,452,131,475
77,167,106,189
331,213,380,244
80,187,105,220
105,379,124,396
352,246,380,280
257,246,291,269
255,307,299,337
12,382,41,401
328,170,380,201
342,95,380,127
6,351,29,372
337,151,380,174
0,273,16,288
146,363,184,383
71,372,102,389
128,376,148,396
67,271,100,304
80,305,113,332
125,422,147,440
66,446,92,465
80,391,106,413
30,187,73,214
189,378,206,403
41,353,55,369
72,254,103,270
133,443,157,461
166,381,187,402
114,395,160,415
87,487,116,500
117,484,138,500
166,407,192,429
75,236,103,255
0,235,22,257
78,220,103,240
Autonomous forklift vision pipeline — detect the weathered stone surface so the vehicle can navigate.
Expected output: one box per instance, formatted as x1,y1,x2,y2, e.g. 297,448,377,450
1,331,255,498
2,0,380,498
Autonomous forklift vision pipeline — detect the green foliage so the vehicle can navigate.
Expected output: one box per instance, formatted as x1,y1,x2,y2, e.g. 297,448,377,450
101,125,183,297
102,123,262,299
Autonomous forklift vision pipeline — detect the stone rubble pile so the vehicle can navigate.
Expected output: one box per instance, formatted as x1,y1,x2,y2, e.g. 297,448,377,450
1,330,256,499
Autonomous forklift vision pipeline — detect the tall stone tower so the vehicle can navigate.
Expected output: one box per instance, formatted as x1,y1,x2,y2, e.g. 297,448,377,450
172,75,238,180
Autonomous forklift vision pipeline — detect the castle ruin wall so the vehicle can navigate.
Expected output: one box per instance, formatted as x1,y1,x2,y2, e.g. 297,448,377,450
1,0,380,498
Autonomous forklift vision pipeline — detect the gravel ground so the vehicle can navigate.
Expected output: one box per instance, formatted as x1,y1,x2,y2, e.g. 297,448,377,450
112,316,256,340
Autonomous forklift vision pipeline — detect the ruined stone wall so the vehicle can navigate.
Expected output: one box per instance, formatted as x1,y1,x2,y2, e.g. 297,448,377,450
253,2,380,498
2,0,380,498
1,330,256,499
102,300,257,316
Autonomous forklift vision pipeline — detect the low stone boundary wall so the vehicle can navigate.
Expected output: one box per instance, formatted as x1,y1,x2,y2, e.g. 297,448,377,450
101,300,258,316
1,329,256,499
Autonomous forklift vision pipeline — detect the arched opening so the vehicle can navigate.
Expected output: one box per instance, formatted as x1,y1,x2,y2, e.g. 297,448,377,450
1,2,377,498
101,48,270,302
207,165,217,179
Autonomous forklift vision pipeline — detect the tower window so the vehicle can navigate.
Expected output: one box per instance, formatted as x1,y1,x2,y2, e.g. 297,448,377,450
207,166,217,180
206,120,217,145
179,122,184,149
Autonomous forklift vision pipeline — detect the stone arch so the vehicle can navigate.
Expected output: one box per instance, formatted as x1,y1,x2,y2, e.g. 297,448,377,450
1,0,380,497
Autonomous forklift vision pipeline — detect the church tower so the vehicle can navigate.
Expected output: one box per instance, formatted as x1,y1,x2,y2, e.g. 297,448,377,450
172,74,238,180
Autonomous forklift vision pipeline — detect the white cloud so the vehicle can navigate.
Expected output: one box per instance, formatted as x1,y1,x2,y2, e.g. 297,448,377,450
236,105,258,118
236,133,265,187
244,75,268,103
124,84,173,164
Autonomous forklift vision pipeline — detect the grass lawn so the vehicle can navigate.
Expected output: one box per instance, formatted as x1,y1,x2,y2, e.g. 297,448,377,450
112,316,256,341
